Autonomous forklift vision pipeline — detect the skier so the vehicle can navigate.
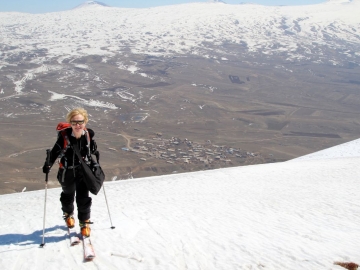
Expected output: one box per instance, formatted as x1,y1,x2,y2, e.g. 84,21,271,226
42,108,97,237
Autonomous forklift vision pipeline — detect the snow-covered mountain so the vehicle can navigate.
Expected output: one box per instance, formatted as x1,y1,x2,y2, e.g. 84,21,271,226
0,0,359,66
208,0,227,3
74,1,109,9
0,138,359,269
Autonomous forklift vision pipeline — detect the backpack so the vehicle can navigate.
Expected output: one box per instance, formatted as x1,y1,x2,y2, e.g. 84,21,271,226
56,122,91,168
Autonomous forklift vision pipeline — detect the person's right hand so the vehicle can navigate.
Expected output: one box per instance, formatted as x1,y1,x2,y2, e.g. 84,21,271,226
42,162,50,174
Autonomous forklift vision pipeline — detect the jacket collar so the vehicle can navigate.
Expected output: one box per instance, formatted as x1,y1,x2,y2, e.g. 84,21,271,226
71,129,86,138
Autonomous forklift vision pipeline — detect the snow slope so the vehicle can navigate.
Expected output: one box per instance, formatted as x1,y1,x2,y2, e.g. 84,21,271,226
0,0,359,65
294,138,360,161
0,139,359,269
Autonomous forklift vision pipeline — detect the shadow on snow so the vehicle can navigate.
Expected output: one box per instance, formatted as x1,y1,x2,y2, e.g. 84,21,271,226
0,225,67,247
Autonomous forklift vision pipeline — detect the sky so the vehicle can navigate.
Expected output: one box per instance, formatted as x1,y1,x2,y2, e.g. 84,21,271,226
0,0,327,14
0,138,359,269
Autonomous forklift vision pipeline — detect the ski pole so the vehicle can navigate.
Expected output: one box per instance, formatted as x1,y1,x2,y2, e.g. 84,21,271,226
103,184,115,229
40,149,50,247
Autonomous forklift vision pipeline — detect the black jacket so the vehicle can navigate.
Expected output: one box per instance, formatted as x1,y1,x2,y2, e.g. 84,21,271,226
48,128,96,169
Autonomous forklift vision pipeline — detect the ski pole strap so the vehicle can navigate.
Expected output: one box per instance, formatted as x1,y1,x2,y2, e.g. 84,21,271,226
94,151,100,164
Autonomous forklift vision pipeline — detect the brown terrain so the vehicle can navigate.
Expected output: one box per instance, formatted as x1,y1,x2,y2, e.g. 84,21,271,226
1,54,360,194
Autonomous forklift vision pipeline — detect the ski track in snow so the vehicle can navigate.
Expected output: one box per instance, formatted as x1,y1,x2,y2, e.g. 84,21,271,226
0,139,360,269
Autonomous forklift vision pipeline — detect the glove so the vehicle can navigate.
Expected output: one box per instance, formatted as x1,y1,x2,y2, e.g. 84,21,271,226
42,162,51,174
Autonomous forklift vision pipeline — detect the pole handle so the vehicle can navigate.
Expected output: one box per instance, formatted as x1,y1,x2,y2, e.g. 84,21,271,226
46,149,50,163
45,149,50,183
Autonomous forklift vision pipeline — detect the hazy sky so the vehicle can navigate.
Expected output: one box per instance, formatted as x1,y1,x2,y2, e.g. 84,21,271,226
0,0,327,14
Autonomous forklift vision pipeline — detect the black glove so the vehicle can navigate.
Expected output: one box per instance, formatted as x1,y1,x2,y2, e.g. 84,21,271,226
42,162,51,174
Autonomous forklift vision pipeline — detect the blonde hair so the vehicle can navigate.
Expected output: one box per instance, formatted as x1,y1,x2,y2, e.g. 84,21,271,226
66,108,89,124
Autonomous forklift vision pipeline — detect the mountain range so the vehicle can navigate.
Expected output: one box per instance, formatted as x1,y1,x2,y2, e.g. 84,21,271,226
1,0,359,65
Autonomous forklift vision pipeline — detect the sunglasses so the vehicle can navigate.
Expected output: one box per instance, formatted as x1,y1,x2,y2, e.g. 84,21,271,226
70,120,85,126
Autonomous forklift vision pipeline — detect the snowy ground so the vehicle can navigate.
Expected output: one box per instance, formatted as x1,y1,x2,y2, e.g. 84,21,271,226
0,139,359,269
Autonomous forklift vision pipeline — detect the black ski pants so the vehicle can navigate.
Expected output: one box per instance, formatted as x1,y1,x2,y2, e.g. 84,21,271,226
57,166,92,221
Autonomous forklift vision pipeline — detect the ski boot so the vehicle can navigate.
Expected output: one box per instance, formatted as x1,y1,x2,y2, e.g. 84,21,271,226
63,212,75,228
80,220,92,237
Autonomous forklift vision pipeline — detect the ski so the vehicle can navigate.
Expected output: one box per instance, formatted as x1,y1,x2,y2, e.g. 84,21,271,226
68,226,81,246
83,236,96,261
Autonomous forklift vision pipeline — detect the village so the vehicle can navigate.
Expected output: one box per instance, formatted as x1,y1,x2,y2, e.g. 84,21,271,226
121,133,265,166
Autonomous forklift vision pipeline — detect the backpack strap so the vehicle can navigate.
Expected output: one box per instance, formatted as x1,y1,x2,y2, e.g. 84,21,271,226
84,128,91,160
79,129,98,163
59,129,71,168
